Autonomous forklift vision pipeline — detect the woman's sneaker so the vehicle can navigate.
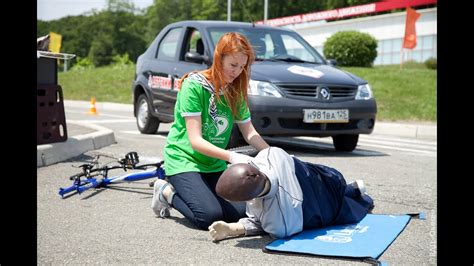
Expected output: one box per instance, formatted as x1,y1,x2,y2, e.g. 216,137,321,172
151,179,173,218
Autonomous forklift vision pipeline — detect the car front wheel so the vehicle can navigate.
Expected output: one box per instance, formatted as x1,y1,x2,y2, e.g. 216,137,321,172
332,134,359,152
136,94,160,134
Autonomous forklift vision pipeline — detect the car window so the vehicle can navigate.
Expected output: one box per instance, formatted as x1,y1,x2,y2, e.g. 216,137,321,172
186,29,202,54
280,34,316,62
264,34,275,58
157,27,182,60
209,31,225,46
206,27,325,63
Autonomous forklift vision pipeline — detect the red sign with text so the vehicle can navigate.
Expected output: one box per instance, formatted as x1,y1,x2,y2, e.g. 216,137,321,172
256,0,436,27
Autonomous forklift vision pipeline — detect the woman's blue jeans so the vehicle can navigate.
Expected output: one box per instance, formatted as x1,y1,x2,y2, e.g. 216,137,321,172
168,171,247,230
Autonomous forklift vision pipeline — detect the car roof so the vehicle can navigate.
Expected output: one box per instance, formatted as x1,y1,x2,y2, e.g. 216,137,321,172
168,20,293,33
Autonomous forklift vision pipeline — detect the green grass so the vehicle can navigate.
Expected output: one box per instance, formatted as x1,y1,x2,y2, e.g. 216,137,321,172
59,63,437,122
342,64,436,121
58,64,135,104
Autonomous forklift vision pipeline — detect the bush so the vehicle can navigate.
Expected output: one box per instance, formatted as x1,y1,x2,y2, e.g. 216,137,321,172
424,57,437,69
111,53,133,68
323,31,378,67
70,56,94,71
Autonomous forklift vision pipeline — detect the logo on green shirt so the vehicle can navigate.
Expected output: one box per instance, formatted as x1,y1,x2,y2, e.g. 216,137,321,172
215,115,229,137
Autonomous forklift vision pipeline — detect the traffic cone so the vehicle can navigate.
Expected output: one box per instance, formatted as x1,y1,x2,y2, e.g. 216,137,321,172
87,97,98,115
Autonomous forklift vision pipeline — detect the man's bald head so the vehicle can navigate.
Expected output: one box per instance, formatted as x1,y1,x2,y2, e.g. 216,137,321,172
216,163,268,201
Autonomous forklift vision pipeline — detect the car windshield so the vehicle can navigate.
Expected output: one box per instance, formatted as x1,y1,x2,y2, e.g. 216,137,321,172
207,26,325,64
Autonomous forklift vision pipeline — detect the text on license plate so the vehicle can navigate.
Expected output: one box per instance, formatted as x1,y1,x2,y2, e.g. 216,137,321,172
303,109,349,123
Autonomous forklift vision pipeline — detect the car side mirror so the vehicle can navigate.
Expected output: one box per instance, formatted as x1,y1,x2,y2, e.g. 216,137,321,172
185,51,209,64
327,59,337,66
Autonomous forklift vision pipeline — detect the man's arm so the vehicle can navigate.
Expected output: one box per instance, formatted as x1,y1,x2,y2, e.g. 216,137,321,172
208,217,266,242
208,221,245,242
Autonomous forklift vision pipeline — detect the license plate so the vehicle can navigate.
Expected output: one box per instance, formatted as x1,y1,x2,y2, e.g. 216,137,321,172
303,109,349,123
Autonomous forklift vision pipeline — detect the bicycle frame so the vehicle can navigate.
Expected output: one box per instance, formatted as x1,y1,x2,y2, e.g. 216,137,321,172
58,152,166,198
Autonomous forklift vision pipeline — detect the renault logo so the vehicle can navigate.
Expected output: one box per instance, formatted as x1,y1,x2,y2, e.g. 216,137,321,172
316,86,331,100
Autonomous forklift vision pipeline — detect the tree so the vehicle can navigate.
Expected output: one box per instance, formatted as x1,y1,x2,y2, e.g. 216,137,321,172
144,0,194,44
37,0,378,68
89,35,114,66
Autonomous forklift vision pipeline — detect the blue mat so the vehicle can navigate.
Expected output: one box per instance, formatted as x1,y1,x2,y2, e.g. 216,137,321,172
264,214,423,264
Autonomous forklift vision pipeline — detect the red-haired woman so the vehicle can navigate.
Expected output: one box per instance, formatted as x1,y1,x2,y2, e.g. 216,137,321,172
151,32,270,229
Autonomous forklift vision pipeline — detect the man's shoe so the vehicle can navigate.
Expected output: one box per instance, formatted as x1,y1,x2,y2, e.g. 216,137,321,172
151,179,172,218
368,203,375,214
349,179,366,196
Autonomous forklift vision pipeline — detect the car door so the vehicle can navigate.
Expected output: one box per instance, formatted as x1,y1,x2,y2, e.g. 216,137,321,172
148,26,184,121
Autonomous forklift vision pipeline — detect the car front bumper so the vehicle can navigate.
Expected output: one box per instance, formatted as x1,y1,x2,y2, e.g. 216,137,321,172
248,96,377,137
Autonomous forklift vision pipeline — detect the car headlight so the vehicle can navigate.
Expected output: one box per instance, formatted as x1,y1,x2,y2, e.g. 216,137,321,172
355,84,373,100
248,80,282,97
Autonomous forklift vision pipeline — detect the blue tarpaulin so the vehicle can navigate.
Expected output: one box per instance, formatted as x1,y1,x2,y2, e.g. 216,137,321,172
265,214,422,263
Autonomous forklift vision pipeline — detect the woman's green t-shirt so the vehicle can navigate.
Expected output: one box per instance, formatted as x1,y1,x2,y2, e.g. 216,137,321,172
163,73,251,176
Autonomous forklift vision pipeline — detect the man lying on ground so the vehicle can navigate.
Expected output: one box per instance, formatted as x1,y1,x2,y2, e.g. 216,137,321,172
208,147,374,241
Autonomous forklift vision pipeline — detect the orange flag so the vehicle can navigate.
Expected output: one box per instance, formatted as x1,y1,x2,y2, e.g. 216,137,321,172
403,7,421,49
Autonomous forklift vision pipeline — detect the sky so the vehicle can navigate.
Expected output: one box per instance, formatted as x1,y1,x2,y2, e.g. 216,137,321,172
37,0,154,21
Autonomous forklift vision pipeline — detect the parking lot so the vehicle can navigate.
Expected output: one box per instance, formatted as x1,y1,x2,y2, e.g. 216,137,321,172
36,102,437,264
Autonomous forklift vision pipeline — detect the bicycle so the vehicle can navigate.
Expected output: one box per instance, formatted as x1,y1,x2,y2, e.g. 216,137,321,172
58,152,165,198
58,147,259,198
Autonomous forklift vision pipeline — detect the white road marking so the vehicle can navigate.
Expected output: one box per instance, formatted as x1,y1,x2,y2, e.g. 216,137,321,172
360,134,437,146
66,110,133,119
68,119,136,123
297,136,436,151
266,135,436,156
121,130,167,139
357,138,436,151
73,114,436,156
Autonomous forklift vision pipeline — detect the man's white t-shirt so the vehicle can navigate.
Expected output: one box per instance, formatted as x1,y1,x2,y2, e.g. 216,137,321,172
238,147,304,238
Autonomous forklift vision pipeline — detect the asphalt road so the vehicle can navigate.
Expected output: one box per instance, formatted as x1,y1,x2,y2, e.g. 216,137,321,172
37,102,437,265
